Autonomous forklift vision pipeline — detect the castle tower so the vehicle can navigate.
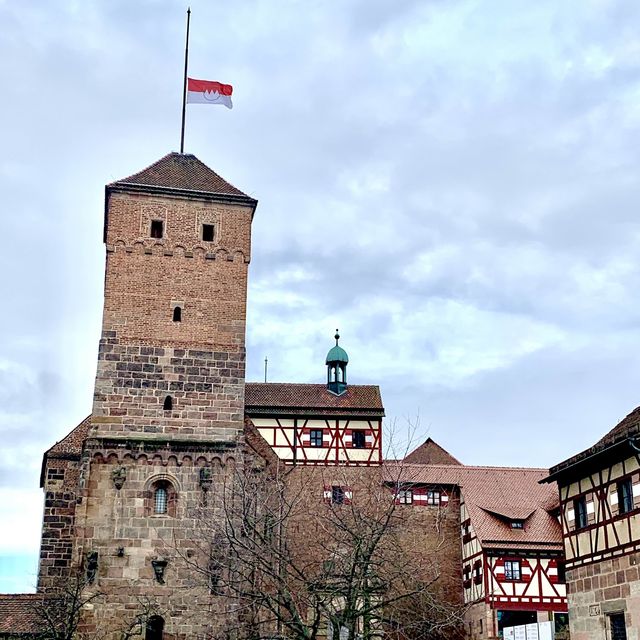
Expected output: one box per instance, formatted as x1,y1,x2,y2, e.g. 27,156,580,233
38,153,257,637
92,152,257,441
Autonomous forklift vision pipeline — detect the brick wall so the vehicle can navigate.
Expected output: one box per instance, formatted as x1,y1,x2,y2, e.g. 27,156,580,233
91,191,253,442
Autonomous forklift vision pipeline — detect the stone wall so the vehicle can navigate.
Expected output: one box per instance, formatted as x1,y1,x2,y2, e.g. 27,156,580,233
73,440,241,639
38,456,82,590
567,552,640,640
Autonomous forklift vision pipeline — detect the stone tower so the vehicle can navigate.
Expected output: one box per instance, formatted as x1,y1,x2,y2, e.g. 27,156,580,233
39,153,257,638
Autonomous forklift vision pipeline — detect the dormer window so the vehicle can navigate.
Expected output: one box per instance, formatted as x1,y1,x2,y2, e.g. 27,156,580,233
202,223,215,242
150,220,164,239
511,520,524,529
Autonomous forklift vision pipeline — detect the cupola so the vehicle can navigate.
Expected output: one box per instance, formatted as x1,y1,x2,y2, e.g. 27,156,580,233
326,330,348,395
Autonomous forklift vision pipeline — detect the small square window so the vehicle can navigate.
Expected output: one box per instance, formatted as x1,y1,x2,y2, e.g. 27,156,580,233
150,220,164,239
202,224,215,242
331,486,345,505
398,490,413,504
427,490,440,506
352,431,366,449
310,429,323,447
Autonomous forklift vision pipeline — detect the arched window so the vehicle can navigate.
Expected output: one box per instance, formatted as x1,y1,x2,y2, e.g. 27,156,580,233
172,306,182,322
145,615,164,640
163,396,173,411
154,486,168,514
146,478,177,517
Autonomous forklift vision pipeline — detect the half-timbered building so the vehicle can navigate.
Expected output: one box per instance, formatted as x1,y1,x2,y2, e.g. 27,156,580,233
388,461,568,639
544,404,640,640
246,338,384,466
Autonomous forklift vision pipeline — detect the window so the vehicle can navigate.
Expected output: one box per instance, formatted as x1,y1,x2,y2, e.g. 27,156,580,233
154,486,168,514
473,560,482,584
332,486,345,505
352,431,366,449
398,489,413,504
172,306,182,322
163,396,173,411
145,615,164,640
609,612,627,640
202,223,215,242
618,479,633,514
479,618,483,634
504,560,521,581
511,520,524,529
427,490,440,506
574,496,588,529
557,561,566,584
150,220,164,239
310,429,323,447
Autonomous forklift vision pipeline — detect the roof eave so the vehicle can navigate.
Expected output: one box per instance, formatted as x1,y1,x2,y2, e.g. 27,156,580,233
542,438,633,485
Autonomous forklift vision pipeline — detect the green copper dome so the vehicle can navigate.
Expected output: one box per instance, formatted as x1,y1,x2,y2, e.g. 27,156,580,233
326,331,349,364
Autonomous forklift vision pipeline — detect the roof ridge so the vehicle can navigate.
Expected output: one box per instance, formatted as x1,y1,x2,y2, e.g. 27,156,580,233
386,462,548,472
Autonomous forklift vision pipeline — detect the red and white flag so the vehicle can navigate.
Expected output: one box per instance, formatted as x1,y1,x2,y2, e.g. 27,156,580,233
186,78,233,109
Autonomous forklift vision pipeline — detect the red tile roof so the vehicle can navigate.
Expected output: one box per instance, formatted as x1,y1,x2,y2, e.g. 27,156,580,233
548,404,640,478
245,383,384,416
0,594,43,634
383,463,562,550
109,152,256,201
47,415,91,457
404,438,462,465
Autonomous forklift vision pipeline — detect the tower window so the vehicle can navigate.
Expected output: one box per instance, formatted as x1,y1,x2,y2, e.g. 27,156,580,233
202,223,215,242
154,487,168,514
172,306,182,322
352,431,366,449
310,429,323,447
163,396,173,411
150,220,164,239
574,496,588,529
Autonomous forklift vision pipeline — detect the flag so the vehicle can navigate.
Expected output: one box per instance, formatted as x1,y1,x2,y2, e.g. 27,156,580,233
186,78,233,109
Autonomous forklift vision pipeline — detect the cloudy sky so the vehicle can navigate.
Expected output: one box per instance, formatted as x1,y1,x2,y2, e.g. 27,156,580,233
2,0,640,592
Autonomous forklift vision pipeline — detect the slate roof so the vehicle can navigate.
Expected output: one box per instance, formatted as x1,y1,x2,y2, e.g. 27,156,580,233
108,152,256,201
547,404,640,480
245,383,384,417
404,438,462,466
0,594,43,635
383,463,562,551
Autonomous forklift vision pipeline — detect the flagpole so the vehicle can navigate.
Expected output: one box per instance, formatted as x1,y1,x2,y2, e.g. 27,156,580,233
180,7,191,154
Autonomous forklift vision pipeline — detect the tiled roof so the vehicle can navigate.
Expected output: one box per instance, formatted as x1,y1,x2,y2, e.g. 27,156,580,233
0,594,43,634
47,415,91,457
245,383,384,416
548,404,640,478
404,438,462,465
383,463,562,550
109,152,255,200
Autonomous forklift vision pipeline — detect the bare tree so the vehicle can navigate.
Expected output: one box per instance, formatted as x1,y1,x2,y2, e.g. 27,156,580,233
183,438,466,640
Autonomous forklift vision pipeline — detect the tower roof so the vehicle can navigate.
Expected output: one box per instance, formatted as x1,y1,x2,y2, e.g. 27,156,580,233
108,152,257,204
326,330,349,364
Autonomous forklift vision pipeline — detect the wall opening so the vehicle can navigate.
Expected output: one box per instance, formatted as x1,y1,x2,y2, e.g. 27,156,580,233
150,220,164,239
145,615,164,640
163,396,173,411
172,306,182,322
202,223,215,242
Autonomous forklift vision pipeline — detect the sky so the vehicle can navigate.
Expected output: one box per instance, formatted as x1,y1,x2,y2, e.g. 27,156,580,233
2,0,640,593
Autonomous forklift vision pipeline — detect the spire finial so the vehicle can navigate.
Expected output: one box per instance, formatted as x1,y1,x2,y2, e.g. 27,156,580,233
335,329,340,345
